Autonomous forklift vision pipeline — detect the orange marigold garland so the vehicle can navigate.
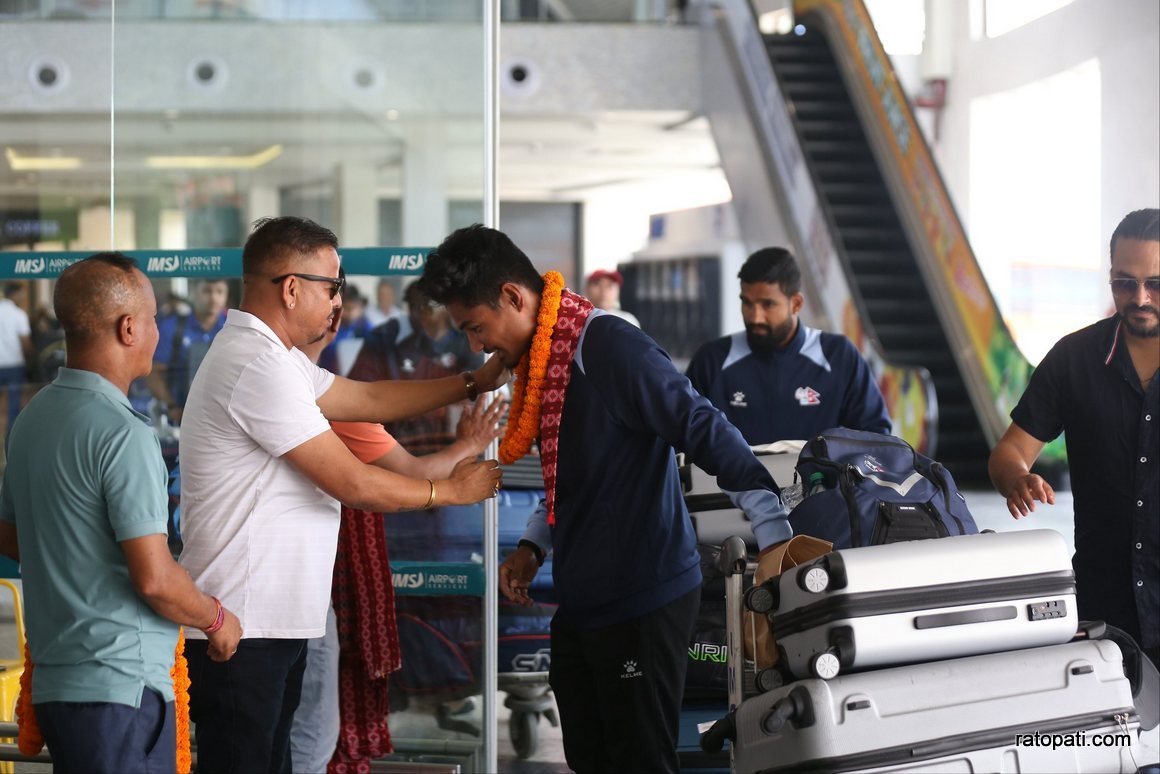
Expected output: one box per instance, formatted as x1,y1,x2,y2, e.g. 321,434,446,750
498,271,565,464
16,643,43,755
172,628,192,774
16,631,192,770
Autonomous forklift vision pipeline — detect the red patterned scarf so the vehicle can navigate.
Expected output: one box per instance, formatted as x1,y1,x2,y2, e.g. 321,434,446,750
328,507,401,773
539,289,594,526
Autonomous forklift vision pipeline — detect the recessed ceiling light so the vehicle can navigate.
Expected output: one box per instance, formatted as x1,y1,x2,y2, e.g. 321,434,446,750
146,144,283,170
5,147,82,171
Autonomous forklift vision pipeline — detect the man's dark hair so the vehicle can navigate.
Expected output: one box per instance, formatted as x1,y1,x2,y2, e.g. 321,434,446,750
242,216,338,277
55,252,141,344
1110,208,1160,261
417,224,544,308
4,282,24,298
738,247,802,296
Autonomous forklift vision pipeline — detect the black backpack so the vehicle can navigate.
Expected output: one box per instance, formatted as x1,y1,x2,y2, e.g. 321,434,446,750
788,428,978,549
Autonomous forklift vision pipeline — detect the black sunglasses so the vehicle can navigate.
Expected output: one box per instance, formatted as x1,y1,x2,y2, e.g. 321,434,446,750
271,272,346,299
1109,277,1160,297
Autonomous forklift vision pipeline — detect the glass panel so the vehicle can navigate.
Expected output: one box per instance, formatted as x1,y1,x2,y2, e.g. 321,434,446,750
0,6,495,770
111,0,490,759
0,18,114,433
968,58,1102,364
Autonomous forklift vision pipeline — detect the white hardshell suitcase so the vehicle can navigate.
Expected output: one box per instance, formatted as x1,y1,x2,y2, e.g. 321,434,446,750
681,444,801,549
746,530,1078,680
729,638,1156,774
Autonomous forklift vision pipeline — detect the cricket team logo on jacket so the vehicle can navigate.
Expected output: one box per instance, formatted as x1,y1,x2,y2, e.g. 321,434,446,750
795,386,821,406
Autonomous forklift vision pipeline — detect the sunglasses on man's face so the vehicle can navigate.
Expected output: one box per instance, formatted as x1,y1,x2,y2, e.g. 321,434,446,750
271,273,346,299
1109,277,1160,297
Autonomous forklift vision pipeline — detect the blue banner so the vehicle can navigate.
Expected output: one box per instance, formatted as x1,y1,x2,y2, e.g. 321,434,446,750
390,561,485,597
0,246,431,279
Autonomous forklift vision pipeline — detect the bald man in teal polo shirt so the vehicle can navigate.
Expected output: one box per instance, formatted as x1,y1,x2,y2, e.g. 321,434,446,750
0,253,241,773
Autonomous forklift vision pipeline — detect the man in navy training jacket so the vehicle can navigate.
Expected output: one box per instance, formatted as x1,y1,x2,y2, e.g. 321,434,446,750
686,247,891,444
417,224,790,774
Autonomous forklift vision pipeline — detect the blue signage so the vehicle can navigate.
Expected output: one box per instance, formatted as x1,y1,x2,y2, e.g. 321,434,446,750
0,246,432,280
390,561,486,597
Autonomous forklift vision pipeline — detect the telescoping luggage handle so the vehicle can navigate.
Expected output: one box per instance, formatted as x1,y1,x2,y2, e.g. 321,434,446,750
717,535,748,716
700,535,749,758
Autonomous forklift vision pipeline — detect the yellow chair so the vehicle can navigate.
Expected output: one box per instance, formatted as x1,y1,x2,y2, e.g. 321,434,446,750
0,578,25,774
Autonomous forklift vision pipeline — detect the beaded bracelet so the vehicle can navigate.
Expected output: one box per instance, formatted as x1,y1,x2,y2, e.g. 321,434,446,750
203,596,225,634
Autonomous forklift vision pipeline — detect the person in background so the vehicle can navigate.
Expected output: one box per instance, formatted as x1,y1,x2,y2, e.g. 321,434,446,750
418,224,789,774
0,253,241,773
177,216,508,772
364,277,410,338
290,305,504,773
584,268,640,328
349,281,484,454
686,247,891,444
347,280,491,734
147,277,230,425
0,282,33,438
989,207,1158,667
318,279,373,375
30,305,64,384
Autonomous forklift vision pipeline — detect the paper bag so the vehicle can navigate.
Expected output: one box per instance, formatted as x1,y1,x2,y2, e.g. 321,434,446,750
743,534,833,667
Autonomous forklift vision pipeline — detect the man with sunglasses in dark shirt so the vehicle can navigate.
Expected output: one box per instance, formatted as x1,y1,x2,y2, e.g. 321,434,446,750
989,208,1159,667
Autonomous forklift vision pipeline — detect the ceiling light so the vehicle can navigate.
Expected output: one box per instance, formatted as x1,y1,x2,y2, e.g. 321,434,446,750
5,147,82,171
750,0,794,35
146,144,283,170
758,8,793,35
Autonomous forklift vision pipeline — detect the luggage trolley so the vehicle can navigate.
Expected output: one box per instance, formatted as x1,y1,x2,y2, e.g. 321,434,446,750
700,534,1160,774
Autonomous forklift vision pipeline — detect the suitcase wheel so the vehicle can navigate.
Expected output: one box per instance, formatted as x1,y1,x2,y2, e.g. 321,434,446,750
755,667,784,693
744,582,777,613
810,651,841,680
798,566,830,594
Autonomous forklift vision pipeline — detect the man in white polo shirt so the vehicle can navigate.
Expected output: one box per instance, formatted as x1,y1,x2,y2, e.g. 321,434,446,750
178,216,509,773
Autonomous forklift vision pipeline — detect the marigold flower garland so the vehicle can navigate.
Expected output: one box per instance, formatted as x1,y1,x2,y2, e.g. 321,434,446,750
16,644,42,756
17,631,192,772
499,271,565,464
172,629,192,774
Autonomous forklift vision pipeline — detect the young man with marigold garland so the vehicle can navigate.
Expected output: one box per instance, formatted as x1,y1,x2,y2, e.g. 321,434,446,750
417,224,791,774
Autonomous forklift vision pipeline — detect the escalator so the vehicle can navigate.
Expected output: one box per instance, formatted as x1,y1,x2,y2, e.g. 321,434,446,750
762,26,990,482
701,0,1063,486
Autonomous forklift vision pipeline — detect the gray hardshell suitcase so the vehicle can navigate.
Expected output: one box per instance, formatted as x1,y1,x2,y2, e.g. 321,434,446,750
726,639,1157,774
681,444,800,549
746,529,1079,680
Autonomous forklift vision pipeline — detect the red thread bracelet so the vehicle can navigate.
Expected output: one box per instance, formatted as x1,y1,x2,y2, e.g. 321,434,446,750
203,597,225,634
